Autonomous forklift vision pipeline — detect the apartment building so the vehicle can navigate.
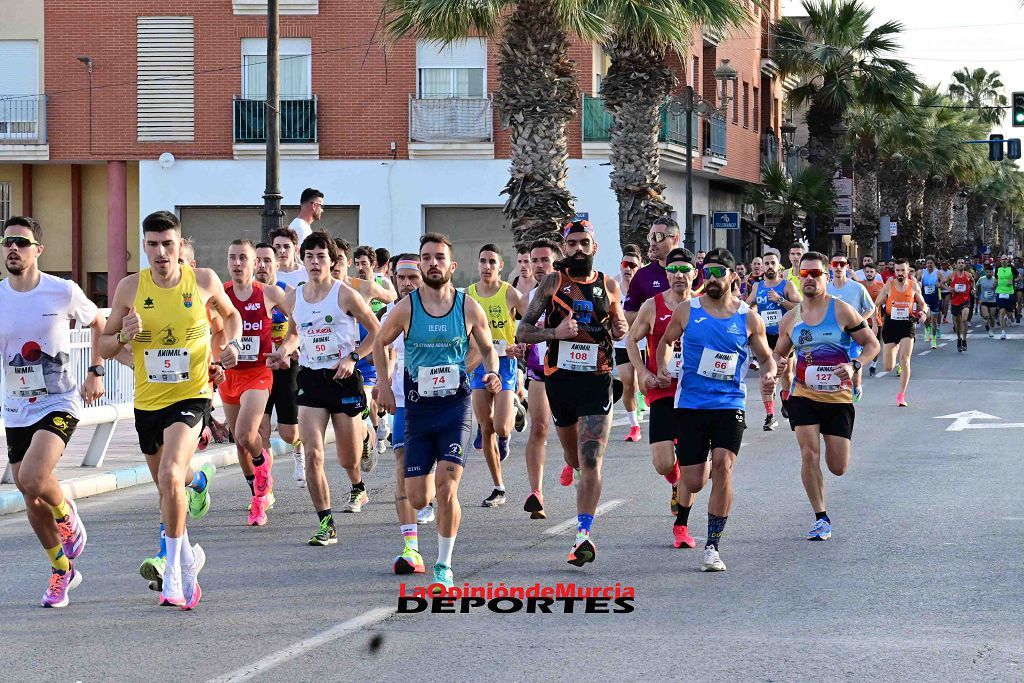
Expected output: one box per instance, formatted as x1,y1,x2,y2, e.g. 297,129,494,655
0,0,783,293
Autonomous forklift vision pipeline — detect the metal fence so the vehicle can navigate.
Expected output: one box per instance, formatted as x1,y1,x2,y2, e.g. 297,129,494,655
709,115,728,157
233,96,318,144
582,96,697,147
0,95,46,143
409,95,493,143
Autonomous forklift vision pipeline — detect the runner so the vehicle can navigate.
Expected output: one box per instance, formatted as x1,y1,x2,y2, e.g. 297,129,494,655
826,252,875,400
374,248,392,281
655,248,776,572
1014,256,1024,324
353,245,397,317
854,263,885,373
773,251,880,542
746,249,801,429
265,232,380,545
749,256,764,282
222,240,290,526
100,210,242,609
467,244,525,507
516,220,628,567
782,241,806,286
615,245,645,441
995,255,1015,339
627,247,698,548
1,216,104,607
511,245,535,299
854,255,881,283
374,232,501,588
254,242,306,486
872,258,929,407
976,263,998,340
271,228,309,290
939,260,953,324
287,188,324,243
624,217,679,319
917,256,943,349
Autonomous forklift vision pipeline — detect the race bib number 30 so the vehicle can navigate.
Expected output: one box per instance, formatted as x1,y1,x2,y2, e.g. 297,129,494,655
6,364,47,398
697,348,738,381
417,364,460,397
144,348,191,383
806,364,841,392
238,335,260,362
556,342,598,372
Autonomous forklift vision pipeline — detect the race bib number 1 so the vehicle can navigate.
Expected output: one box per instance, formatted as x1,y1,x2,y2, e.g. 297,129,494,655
697,348,738,381
556,342,598,372
417,364,460,397
144,348,191,383
6,364,47,398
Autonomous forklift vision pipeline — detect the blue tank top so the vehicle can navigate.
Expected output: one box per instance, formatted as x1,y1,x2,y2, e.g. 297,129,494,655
404,289,470,404
921,269,939,301
792,299,852,404
754,280,787,335
675,298,750,411
356,323,376,382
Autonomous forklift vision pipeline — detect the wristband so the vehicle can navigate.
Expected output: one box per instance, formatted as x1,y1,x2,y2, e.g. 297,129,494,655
116,330,129,344
227,339,242,351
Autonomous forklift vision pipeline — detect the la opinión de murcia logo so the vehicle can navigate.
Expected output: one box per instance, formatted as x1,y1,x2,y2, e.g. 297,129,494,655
398,582,636,614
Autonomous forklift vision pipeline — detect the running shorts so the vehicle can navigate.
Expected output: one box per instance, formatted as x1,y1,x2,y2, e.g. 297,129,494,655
951,303,969,318
470,356,517,391
6,411,79,464
648,397,675,444
135,398,210,456
544,372,613,428
882,318,914,344
786,395,855,440
766,332,780,352
404,395,472,477
673,408,746,466
296,367,367,417
264,364,300,425
392,407,406,450
219,365,272,405
997,293,1015,312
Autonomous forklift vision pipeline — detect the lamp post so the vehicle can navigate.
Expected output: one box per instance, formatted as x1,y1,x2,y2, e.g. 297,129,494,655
261,0,284,242
668,59,737,251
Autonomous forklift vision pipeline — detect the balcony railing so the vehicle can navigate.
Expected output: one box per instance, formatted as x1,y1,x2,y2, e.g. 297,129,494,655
582,96,697,147
233,96,317,144
409,95,493,143
0,95,46,143
708,115,727,157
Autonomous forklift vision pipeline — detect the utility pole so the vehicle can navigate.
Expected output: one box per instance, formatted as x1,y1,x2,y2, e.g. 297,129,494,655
261,0,283,242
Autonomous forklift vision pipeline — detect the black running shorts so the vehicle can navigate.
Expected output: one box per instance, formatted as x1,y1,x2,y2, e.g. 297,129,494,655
673,408,746,466
786,395,855,440
648,397,675,444
135,398,210,456
296,367,367,417
5,411,79,464
264,363,300,425
544,372,613,428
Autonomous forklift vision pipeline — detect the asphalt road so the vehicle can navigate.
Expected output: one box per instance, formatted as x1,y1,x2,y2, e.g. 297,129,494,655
2,322,1022,682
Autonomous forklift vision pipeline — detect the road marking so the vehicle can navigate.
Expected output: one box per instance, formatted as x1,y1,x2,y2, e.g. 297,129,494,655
919,350,931,356
875,371,889,378
935,411,1024,431
207,607,396,683
544,498,624,536
938,343,947,348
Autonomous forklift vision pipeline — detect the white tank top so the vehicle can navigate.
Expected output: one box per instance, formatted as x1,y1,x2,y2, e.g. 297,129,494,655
293,281,358,370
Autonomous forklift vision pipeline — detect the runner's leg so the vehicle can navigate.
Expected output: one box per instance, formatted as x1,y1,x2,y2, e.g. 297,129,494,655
525,381,550,493
12,432,67,552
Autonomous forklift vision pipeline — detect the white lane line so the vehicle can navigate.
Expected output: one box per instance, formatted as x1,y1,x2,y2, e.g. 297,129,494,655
938,343,948,348
875,371,889,378
544,498,624,536
919,350,931,356
207,607,395,683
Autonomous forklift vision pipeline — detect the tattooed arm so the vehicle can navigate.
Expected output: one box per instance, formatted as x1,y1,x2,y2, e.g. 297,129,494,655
516,273,574,343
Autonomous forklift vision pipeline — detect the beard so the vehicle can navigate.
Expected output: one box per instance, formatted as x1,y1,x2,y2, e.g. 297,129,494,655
423,270,451,289
5,259,24,275
567,252,593,277
705,280,726,300
764,268,777,279
255,272,271,284
896,275,906,282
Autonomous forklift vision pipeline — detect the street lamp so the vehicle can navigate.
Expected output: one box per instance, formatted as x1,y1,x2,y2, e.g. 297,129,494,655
668,59,738,250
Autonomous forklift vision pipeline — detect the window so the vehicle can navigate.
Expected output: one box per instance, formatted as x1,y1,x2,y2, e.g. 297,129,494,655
732,81,739,124
742,82,749,128
753,86,760,132
242,38,311,99
88,273,108,308
691,56,700,93
137,17,194,141
416,39,486,98
0,40,41,140
0,182,10,223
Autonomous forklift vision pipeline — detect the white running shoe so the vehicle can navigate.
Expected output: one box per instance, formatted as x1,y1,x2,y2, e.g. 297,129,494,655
376,418,389,443
159,565,185,607
293,451,306,488
701,546,727,572
417,505,435,524
180,543,205,610
1001,330,1008,340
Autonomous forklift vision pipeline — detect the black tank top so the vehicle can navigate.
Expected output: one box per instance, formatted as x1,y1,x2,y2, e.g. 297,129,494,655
543,271,613,376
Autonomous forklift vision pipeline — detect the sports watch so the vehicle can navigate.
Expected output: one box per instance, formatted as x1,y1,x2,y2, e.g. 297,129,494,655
851,360,862,373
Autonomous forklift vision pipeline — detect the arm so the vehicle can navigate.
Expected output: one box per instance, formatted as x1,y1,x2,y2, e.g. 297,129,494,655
745,285,759,308
623,272,643,325
267,289,300,363
337,284,381,380
655,301,689,385
264,283,292,317
605,276,628,341
372,298,411,414
516,273,569,344
912,283,929,321
834,300,880,382
872,280,891,310
506,282,527,319
771,312,796,369
199,268,242,368
360,277,397,305
780,281,802,309
627,300,659,390
82,311,107,403
98,276,139,360
465,297,501,394
747,311,778,398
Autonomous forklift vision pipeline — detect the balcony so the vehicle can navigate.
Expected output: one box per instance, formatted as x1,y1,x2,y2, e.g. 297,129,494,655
701,115,728,172
232,96,319,159
408,95,494,159
0,95,48,160
582,96,700,169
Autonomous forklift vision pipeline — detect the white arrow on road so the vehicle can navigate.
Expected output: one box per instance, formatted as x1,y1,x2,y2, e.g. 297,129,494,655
934,411,1024,431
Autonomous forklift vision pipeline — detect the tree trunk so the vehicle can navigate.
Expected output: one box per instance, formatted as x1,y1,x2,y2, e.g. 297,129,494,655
852,145,878,254
769,213,798,252
923,177,944,255
496,0,579,248
602,37,676,253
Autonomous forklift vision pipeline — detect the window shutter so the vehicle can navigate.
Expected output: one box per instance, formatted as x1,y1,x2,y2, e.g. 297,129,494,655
137,16,194,141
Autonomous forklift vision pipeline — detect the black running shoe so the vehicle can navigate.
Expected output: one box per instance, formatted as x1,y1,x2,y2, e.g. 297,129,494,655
869,364,876,377
567,535,596,567
780,399,789,419
482,489,507,507
513,397,527,433
523,491,546,519
763,414,778,431
309,518,337,546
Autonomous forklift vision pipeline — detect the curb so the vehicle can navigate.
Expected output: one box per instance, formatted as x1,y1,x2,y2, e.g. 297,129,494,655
0,431,335,517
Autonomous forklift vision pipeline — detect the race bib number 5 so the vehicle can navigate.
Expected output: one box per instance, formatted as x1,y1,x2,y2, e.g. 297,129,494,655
556,342,598,372
697,348,738,381
6,364,47,398
417,364,460,397
144,348,191,383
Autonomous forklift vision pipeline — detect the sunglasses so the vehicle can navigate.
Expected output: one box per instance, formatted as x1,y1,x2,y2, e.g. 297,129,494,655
647,231,669,243
831,261,848,268
666,263,694,274
2,235,40,249
800,268,826,278
702,265,729,279
620,260,640,269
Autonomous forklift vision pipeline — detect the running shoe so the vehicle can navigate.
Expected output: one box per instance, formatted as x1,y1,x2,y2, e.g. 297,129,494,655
56,497,87,560
197,425,212,452
253,451,273,498
559,464,575,487
665,460,680,486
896,393,908,407
637,394,648,414
417,504,435,524
140,555,166,592
672,525,696,549
41,565,82,608
376,418,389,444
763,414,778,431
344,488,369,513
432,562,454,589
896,364,902,376
293,451,306,488
701,546,726,572
473,426,482,450
567,533,596,567
523,490,546,519
930,337,938,350
748,359,759,371
393,547,426,575
497,436,510,462
482,489,506,508
160,565,185,607
187,463,215,520
670,485,679,516
309,518,337,546
376,436,388,455
780,398,789,419
988,329,995,338
957,340,963,353
360,435,378,473
248,494,268,526
852,385,863,403
807,518,832,541
265,488,276,510
963,337,968,350
1001,330,1007,340
513,397,527,433
869,364,877,377
180,543,205,611
624,425,642,442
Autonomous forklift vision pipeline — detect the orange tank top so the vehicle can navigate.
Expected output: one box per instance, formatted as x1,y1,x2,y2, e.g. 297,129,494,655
885,281,915,320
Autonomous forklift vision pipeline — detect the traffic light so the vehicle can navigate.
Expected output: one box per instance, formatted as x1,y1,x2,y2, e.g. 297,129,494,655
990,133,1004,161
1009,138,1022,160
1013,92,1024,127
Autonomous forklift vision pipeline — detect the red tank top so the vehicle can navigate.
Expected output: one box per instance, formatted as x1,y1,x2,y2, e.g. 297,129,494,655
225,281,273,370
950,272,971,306
644,292,680,403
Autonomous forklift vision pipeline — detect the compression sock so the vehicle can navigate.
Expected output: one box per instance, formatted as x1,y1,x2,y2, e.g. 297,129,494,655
188,469,208,492
51,499,70,521
401,524,418,551
577,513,594,535
706,514,728,550
437,534,456,567
764,400,775,416
675,505,692,528
179,529,195,567
244,475,255,496
815,511,830,523
164,536,183,573
157,523,167,559
780,390,791,402
45,545,71,572
627,410,640,428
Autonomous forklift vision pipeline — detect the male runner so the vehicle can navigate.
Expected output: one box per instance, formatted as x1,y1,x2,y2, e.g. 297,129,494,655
271,227,309,290
512,245,535,298
517,221,628,566
854,264,885,373
746,249,800,429
854,254,882,283
917,256,943,349
948,258,974,351
995,255,1015,339
222,240,290,525
624,217,679,319
939,260,953,323
374,247,392,281
782,241,806,286
825,252,874,400
873,259,928,407
615,245,645,441
627,247,698,548
774,251,879,541
375,233,501,588
265,232,380,545
1014,257,1024,323
467,244,525,507
254,242,305,485
976,263,998,339
288,188,324,243
354,245,397,317
101,210,242,609
749,256,764,282
1,216,104,607
655,248,776,572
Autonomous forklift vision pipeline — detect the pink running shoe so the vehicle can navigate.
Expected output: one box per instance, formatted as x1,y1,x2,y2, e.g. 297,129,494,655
624,426,642,442
40,565,82,608
664,461,681,485
559,464,575,487
197,426,212,451
672,525,696,549
896,393,908,407
159,565,185,607
56,498,87,560
180,543,205,611
253,450,274,497
248,494,268,526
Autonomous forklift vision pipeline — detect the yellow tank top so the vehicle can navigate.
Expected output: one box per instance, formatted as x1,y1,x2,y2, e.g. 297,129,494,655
132,265,212,410
468,281,516,348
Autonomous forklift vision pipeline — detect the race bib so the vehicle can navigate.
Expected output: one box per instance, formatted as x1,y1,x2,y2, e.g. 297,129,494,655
890,306,910,321
670,351,683,379
999,292,1011,300
924,285,936,295
417,364,460,397
307,332,339,365
144,348,191,383
806,364,841,392
493,339,510,356
954,283,967,293
697,348,738,381
238,335,260,363
556,342,598,372
6,364,47,398
760,309,781,327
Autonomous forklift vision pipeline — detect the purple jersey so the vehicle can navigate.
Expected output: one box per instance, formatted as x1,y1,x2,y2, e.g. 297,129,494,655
624,262,669,312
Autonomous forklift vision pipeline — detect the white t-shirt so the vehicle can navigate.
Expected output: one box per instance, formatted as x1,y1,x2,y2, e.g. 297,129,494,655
0,274,98,427
382,303,406,409
854,269,882,283
288,217,312,243
277,265,309,290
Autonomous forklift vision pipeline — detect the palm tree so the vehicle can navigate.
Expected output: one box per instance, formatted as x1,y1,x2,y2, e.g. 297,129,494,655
748,163,835,251
384,0,605,246
600,0,749,251
948,67,1007,127
846,104,884,253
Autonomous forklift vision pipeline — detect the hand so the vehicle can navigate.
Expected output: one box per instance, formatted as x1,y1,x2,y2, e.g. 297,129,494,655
219,344,239,369
371,385,379,402
121,306,142,341
657,366,674,386
80,373,105,403
377,383,397,414
759,371,777,397
833,363,854,383
553,316,579,340
775,355,789,371
209,362,226,386
508,343,527,360
611,317,628,340
638,369,660,390
265,350,290,370
484,371,502,394
333,356,356,380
